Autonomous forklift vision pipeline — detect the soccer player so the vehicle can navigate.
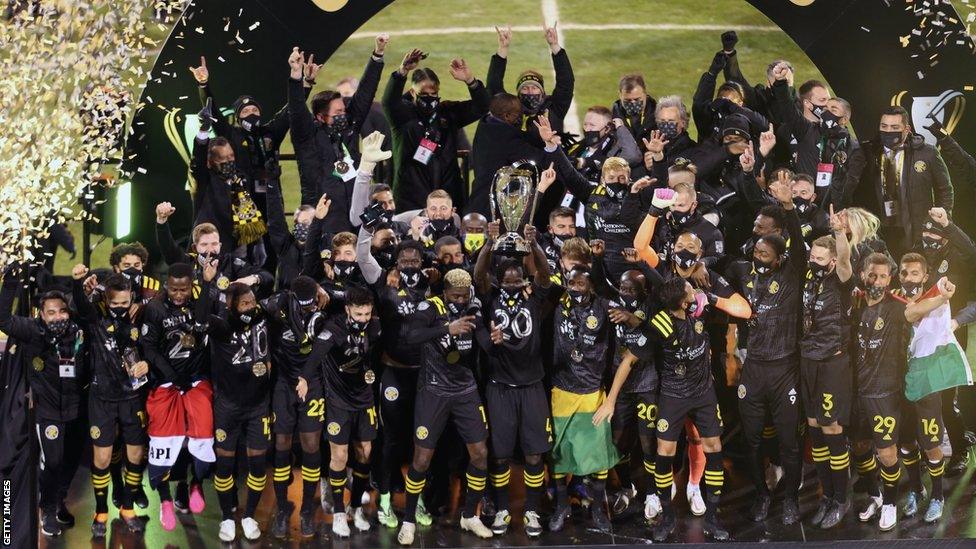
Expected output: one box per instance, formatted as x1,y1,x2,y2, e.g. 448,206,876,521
850,253,907,531
70,265,149,536
141,263,216,530
307,286,381,538
200,277,273,541
396,269,494,545
473,223,553,537
801,209,855,530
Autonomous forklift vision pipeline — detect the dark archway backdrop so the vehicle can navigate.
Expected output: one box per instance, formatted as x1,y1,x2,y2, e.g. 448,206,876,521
120,0,976,259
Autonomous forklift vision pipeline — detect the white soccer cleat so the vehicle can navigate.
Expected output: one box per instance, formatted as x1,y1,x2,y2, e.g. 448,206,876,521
332,512,350,538
353,507,371,532
460,515,493,539
879,504,897,531
241,516,261,540
218,519,236,542
687,483,706,517
644,494,662,520
397,521,415,545
765,464,784,492
859,496,883,522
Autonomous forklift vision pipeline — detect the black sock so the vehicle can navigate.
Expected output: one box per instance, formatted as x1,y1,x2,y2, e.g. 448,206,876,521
615,455,632,490
809,427,834,499
824,432,850,503
781,443,802,499
880,460,901,505
523,461,545,513
854,450,880,497
328,467,347,514
590,470,608,507
554,474,568,508
490,463,511,513
703,452,724,514
109,448,123,497
124,459,145,506
91,464,111,514
900,448,923,493
300,450,321,513
245,453,267,518
404,467,426,523
654,454,675,506
745,441,768,497
157,479,172,502
762,425,780,464
273,449,291,510
928,458,945,500
213,455,236,520
463,464,487,518
350,460,370,511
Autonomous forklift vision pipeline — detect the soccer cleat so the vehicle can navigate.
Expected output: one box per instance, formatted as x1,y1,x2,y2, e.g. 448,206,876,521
159,500,177,531
353,507,371,532
548,503,572,532
397,521,416,545
272,501,294,539
188,482,206,514
903,490,924,518
858,496,883,522
331,512,350,539
491,509,510,535
924,498,944,523
782,497,800,526
703,510,730,541
879,504,897,531
299,508,317,537
173,482,190,514
56,502,75,527
820,500,850,529
749,494,771,522
523,511,543,538
947,448,971,477
460,515,493,539
480,495,497,519
120,509,145,533
687,483,706,517
41,511,62,537
378,493,399,529
241,516,262,540
133,485,149,509
320,478,334,514
591,503,611,533
811,496,831,526
218,519,236,542
652,507,676,542
644,493,662,520
415,498,433,527
612,484,636,515
90,513,108,538
765,464,784,492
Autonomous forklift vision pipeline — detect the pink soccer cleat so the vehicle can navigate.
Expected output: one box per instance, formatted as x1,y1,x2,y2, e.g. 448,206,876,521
160,500,177,531
189,482,206,514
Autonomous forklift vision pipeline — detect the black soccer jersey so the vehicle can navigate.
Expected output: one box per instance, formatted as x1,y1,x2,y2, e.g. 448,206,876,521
800,271,854,361
645,309,712,399
376,284,428,367
407,295,483,398
609,299,658,394
854,293,908,398
310,316,381,411
207,313,272,408
480,283,550,387
551,294,613,394
141,297,210,385
260,292,327,383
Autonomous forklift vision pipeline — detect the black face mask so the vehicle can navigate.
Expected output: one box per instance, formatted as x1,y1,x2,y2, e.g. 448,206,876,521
810,104,827,120
670,210,695,227
794,197,813,214
753,257,775,275
658,120,679,140
330,113,349,133
240,114,261,132
618,295,642,312
333,260,360,281
879,130,904,150
866,285,887,301
446,300,467,316
429,218,454,235
583,130,603,147
416,95,440,115
121,267,142,287
399,267,428,289
109,306,129,320
374,245,396,271
604,183,629,200
520,93,544,113
46,318,72,337
551,233,574,248
293,222,311,243
567,289,588,305
808,260,831,279
621,99,643,117
902,281,923,298
499,285,526,304
819,109,842,130
921,236,945,251
235,307,259,326
348,318,368,333
673,249,699,270
215,161,237,179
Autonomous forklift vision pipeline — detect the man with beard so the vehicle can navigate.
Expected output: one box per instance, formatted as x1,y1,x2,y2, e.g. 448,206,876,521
70,266,150,537
85,242,161,309
850,253,908,532
792,174,831,246
613,74,657,149
141,263,217,531
303,231,368,310
307,286,381,539
263,276,328,539
155,203,274,298
538,206,577,273
472,223,553,538
628,182,724,270
1,269,86,537
397,269,494,544
801,215,856,530
198,279,273,542
640,97,697,179
725,180,807,525
404,189,462,252
487,23,575,147
383,48,490,211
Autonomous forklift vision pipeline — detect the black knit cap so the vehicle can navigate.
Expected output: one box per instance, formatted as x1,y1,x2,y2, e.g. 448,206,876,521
721,113,751,140
232,95,262,118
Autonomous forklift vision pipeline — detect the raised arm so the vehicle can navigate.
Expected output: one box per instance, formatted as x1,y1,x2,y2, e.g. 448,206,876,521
525,224,552,289
546,38,575,124
287,48,316,146
265,178,291,257
444,58,490,127
0,269,38,341
348,35,387,125
830,205,853,283
356,226,383,285
473,223,496,296
302,195,331,280
486,25,510,96
906,278,954,323
634,188,676,269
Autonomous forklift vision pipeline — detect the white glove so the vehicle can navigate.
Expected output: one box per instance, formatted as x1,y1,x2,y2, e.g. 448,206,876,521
649,188,676,216
359,131,392,175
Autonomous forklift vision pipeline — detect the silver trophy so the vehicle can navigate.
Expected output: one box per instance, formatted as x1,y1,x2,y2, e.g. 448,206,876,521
489,160,539,257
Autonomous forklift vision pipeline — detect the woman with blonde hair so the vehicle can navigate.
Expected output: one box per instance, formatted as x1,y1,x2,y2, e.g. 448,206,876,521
840,207,891,275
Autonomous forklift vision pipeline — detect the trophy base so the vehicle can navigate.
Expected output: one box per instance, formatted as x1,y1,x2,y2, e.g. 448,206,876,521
493,234,530,257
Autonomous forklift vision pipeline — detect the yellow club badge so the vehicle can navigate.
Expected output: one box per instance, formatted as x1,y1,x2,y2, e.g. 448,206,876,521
695,321,704,334
938,260,949,274
364,369,376,384
635,310,646,320
130,327,139,341
769,281,780,295
327,422,341,436
44,425,59,440
215,429,227,442
252,361,268,377
586,315,599,330
217,275,230,290
875,317,885,331
32,356,44,372
656,419,670,433
384,387,399,401
737,384,747,399
90,426,101,440
914,160,927,173
416,426,429,440
446,351,461,364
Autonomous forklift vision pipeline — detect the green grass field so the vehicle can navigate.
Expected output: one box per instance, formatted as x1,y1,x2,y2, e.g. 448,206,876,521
61,0,828,274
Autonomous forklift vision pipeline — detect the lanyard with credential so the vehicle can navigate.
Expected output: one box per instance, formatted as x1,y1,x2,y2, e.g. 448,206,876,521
879,149,904,196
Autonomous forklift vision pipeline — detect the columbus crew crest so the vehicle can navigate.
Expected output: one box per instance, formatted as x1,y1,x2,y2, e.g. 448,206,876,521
44,425,59,440
384,387,399,401
586,315,599,330
769,281,780,295
737,384,747,399
416,426,429,440
90,426,101,440
657,419,670,433
938,260,949,274
217,275,230,290
327,422,341,436
875,317,885,331
215,429,227,442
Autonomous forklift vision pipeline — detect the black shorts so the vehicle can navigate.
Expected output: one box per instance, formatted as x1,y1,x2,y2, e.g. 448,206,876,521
214,399,272,452
486,381,553,459
611,391,658,441
326,405,378,445
88,394,147,447
854,395,901,449
738,356,802,446
272,379,324,434
902,393,944,452
800,353,853,426
413,386,488,449
656,389,723,442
